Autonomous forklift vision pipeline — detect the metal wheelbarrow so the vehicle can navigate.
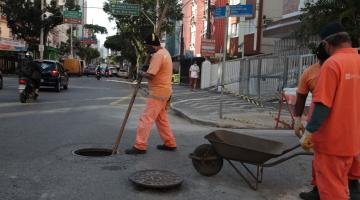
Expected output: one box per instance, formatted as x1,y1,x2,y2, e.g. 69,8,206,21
189,130,313,190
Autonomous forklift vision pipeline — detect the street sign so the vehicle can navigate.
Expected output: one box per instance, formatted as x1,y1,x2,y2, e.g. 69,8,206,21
38,45,44,52
230,5,253,17
64,11,82,24
201,39,216,57
80,38,97,44
214,7,226,19
111,3,140,16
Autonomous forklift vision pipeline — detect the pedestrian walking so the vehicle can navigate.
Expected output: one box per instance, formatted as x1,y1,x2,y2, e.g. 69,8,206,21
125,33,176,155
189,61,200,90
299,22,360,200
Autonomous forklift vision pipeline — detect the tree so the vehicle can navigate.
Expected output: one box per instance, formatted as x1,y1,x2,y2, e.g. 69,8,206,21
104,34,137,65
84,24,108,35
79,47,100,64
298,0,360,47
103,0,183,67
2,0,63,50
65,0,80,11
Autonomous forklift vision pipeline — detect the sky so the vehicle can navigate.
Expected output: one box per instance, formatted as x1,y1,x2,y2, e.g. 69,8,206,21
86,0,117,47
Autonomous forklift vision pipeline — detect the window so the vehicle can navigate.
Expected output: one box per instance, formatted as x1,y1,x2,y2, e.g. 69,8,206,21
231,23,239,37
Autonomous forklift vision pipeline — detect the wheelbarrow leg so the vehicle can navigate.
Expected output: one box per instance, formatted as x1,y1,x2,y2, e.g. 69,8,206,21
227,160,261,190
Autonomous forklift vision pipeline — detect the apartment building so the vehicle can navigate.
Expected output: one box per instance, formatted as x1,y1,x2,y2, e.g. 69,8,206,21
262,0,309,54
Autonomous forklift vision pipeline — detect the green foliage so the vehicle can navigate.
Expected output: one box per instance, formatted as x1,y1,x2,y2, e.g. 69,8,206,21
298,0,360,47
84,24,108,34
103,0,183,66
65,0,81,11
104,34,137,65
2,0,63,48
79,47,100,64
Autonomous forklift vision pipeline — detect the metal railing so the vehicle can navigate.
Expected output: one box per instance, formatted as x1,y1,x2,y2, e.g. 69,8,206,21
201,53,317,100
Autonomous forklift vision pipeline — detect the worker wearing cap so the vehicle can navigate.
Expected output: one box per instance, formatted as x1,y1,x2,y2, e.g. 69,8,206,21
299,22,360,199
294,43,329,200
295,42,360,200
125,33,176,155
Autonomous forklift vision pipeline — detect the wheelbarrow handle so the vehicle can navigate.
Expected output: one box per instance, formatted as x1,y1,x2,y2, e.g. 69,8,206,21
281,144,301,155
263,151,313,168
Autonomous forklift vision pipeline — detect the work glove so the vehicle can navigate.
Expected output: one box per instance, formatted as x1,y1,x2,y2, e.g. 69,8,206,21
294,117,305,138
299,130,313,152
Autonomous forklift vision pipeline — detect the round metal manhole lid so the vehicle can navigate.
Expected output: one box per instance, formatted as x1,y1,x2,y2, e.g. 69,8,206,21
129,170,184,189
73,148,113,157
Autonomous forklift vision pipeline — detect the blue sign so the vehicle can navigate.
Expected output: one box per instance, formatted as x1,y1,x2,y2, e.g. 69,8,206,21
214,7,226,19
230,5,253,17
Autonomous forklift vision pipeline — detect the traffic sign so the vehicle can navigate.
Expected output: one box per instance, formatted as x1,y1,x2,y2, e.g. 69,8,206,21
81,38,97,44
230,5,253,17
111,3,140,16
64,11,82,24
214,7,226,19
201,39,215,57
38,45,44,52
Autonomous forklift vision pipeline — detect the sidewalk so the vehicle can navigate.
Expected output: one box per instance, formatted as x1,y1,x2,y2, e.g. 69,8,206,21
171,85,292,129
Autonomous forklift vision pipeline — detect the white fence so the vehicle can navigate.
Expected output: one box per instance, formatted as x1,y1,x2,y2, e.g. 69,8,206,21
201,54,317,99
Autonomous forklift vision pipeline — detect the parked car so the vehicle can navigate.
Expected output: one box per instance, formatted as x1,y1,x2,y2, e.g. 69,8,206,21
117,69,129,78
109,67,117,77
35,60,69,92
0,70,3,90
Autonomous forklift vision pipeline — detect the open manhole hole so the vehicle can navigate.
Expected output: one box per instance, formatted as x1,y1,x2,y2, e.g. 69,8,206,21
73,148,113,157
129,170,183,189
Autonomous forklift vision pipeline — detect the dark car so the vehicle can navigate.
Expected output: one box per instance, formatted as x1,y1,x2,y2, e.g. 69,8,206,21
0,69,3,90
35,60,69,92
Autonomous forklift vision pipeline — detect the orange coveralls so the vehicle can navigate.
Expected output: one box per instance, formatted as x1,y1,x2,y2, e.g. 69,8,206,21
311,48,360,199
134,48,176,150
297,63,321,186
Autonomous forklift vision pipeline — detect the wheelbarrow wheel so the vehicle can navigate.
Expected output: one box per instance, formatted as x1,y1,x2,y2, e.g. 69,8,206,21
191,144,223,176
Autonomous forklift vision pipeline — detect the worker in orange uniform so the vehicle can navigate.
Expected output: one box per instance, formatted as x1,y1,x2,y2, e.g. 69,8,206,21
295,43,359,199
299,22,360,200
125,33,176,155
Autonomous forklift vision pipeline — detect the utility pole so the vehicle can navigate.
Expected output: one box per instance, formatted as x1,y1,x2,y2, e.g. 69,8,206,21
206,0,211,39
70,24,73,58
39,0,45,60
219,3,229,119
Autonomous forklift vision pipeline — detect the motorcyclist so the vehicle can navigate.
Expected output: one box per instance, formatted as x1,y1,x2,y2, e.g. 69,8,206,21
20,52,41,96
96,66,101,74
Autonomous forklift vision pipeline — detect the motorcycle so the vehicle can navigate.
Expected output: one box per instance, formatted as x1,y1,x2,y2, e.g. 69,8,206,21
18,78,38,103
96,71,101,80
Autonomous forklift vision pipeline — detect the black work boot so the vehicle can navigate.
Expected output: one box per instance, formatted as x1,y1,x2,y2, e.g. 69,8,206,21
125,147,146,155
299,186,320,200
349,180,360,200
156,144,176,151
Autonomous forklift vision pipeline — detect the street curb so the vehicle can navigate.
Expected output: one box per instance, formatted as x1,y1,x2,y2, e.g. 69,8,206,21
171,104,263,129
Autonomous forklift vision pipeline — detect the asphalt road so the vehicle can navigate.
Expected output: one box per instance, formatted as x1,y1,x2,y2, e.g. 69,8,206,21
0,76,313,200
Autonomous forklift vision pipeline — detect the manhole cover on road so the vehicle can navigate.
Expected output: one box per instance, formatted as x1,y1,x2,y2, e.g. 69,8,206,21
73,148,113,157
129,170,183,189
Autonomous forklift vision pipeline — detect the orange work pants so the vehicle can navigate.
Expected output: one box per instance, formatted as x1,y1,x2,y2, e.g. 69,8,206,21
313,151,360,200
311,158,360,186
134,98,176,150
